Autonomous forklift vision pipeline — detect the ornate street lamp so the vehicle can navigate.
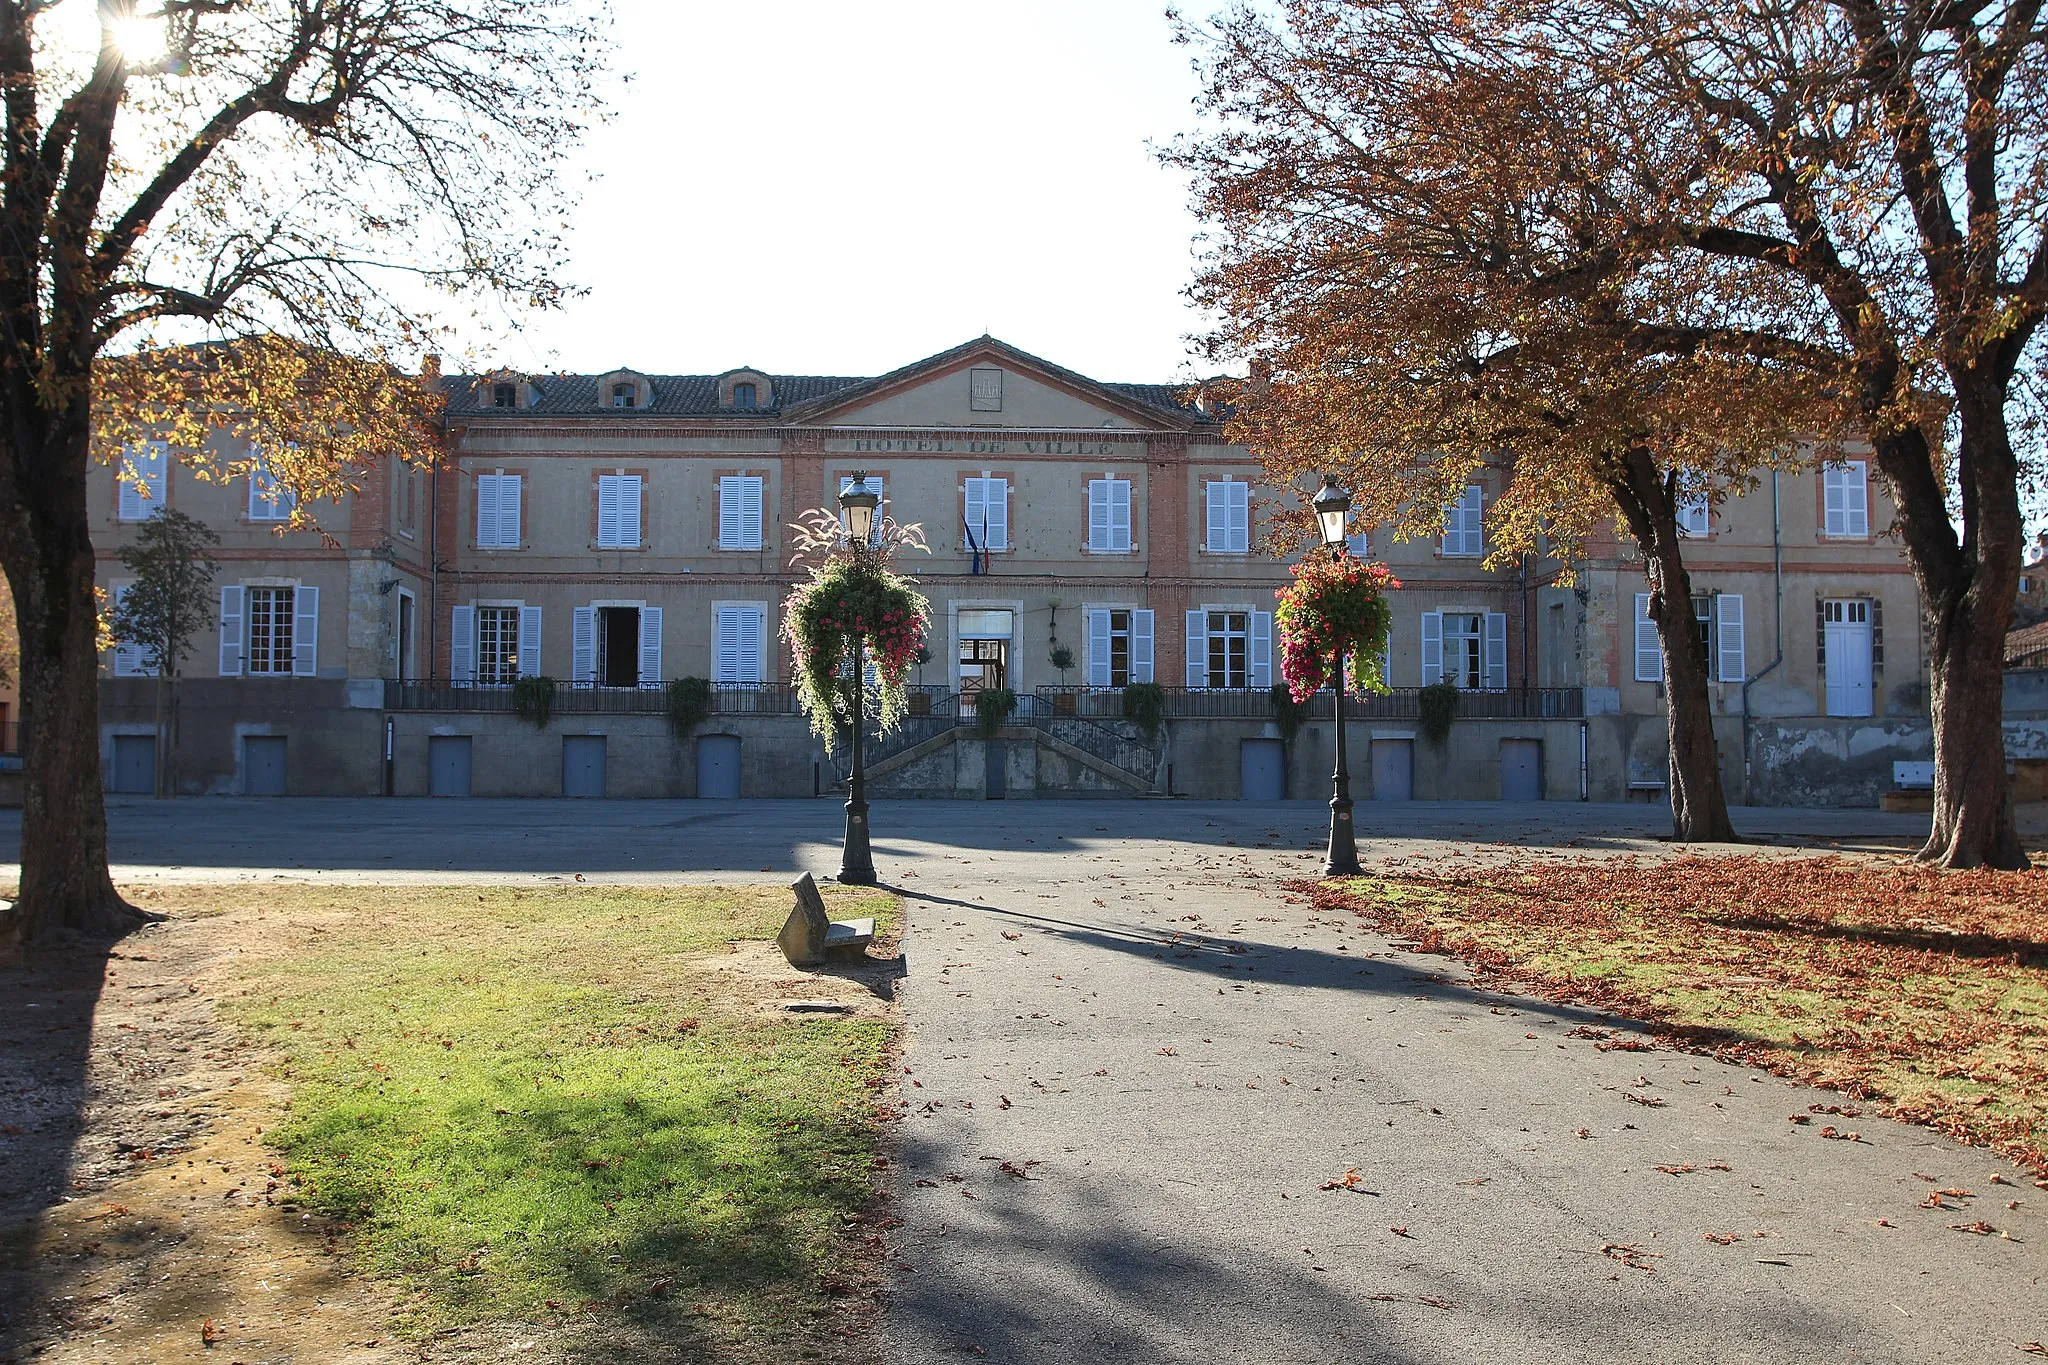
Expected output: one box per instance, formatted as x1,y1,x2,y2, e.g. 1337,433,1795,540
1313,476,1362,876
836,474,882,884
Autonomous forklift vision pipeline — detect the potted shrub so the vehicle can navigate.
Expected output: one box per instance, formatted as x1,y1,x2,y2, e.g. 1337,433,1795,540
974,686,1017,737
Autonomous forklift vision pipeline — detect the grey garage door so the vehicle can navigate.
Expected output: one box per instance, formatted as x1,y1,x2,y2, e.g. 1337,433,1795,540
1369,739,1413,801
109,734,155,795
243,735,287,796
562,735,607,798
1240,738,1285,800
696,735,741,799
1500,738,1543,801
429,735,473,797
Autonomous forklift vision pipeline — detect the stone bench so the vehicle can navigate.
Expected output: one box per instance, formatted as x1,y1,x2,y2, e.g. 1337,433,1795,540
777,872,877,967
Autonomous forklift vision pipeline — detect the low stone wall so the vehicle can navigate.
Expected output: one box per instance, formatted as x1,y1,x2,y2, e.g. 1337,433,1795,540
389,711,826,798
99,678,384,796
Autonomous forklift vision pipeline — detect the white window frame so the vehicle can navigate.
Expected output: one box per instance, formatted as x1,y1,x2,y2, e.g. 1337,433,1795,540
713,601,769,685
473,603,523,687
475,472,522,549
1087,477,1133,553
596,473,642,549
247,455,296,523
1205,478,1251,554
1441,485,1484,557
1677,490,1711,537
1084,605,1154,688
1185,604,1271,690
1824,460,1870,538
719,474,765,551
243,583,315,676
1421,609,1508,688
117,442,168,522
1823,597,1875,717
964,475,1010,552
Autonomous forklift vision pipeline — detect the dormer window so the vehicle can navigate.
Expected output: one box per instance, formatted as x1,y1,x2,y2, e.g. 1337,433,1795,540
733,382,757,410
611,383,636,409
718,370,773,410
492,382,517,408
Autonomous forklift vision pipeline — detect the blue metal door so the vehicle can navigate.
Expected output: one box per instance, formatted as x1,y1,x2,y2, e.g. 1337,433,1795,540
1240,738,1285,800
696,735,741,799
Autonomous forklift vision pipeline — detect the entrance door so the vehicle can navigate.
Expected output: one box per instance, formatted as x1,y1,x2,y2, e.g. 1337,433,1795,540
428,735,472,797
243,736,287,796
958,609,1013,696
696,735,741,799
1824,599,1874,717
1500,738,1542,801
985,738,1006,799
110,734,155,795
562,735,607,797
1240,737,1285,800
598,607,640,687
1369,738,1413,801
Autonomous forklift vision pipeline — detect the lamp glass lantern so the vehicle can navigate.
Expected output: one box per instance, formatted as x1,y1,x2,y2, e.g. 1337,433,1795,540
1313,476,1353,551
840,473,881,544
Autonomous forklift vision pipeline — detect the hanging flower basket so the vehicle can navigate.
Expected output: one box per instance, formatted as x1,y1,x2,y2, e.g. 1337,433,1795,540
1275,555,1399,702
782,522,931,753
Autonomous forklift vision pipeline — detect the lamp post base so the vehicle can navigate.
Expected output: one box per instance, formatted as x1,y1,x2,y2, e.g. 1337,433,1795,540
839,800,876,885
1324,796,1361,877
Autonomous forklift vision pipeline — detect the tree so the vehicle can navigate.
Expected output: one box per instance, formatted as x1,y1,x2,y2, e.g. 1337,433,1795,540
108,506,217,797
0,1,607,957
1177,0,2048,868
1168,2,1841,841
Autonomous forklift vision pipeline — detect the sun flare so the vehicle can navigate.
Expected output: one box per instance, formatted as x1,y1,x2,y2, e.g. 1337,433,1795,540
107,14,167,65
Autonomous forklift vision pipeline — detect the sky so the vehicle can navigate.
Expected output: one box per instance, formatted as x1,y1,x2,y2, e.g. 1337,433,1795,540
488,1,1220,384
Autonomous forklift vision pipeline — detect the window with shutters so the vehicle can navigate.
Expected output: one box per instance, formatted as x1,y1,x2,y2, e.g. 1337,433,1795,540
1087,478,1132,552
963,476,1009,552
1207,611,1250,689
714,604,766,684
109,584,158,676
1634,591,1744,682
475,606,520,685
1086,607,1153,687
248,459,295,522
117,442,167,521
1823,461,1870,537
1205,479,1250,553
719,476,764,550
246,587,296,675
475,473,521,548
1677,491,1711,537
596,473,642,548
1441,486,1484,556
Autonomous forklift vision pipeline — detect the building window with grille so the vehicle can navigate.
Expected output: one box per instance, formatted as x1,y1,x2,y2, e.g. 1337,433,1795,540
1207,611,1249,689
475,606,520,686
246,586,297,675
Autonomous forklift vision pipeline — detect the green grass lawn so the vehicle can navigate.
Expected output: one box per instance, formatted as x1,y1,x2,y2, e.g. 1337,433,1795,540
1316,857,2048,1174
174,883,896,1359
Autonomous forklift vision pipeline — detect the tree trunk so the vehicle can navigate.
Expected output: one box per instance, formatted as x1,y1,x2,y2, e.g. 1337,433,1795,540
1903,387,2028,869
1610,447,1740,843
0,425,142,960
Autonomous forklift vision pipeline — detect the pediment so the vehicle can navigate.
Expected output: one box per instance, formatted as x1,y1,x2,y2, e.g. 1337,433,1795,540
786,338,1195,431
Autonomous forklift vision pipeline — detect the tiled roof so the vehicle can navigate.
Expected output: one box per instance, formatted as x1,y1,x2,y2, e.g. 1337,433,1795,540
444,337,1215,424
444,371,868,418
2007,619,2048,663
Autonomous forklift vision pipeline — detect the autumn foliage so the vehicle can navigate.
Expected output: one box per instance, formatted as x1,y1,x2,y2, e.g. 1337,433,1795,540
1315,857,2048,1174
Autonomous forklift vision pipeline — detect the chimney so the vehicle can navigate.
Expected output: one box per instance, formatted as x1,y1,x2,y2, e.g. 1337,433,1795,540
421,353,442,380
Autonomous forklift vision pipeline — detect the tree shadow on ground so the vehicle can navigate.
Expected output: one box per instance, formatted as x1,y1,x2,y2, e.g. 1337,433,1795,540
0,944,114,1357
882,1129,1924,1363
1705,911,2048,966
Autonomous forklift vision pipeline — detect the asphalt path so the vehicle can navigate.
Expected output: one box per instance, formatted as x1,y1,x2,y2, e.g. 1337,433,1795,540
5,797,2043,1362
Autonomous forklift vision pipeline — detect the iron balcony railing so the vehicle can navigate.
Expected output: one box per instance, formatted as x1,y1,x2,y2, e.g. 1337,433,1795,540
383,680,1583,723
1032,684,1585,721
